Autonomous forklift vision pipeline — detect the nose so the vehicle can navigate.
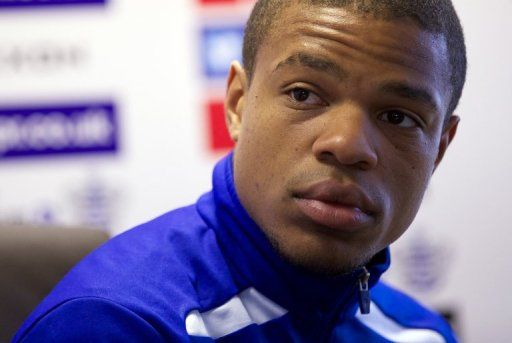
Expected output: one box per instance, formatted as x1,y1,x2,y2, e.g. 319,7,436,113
312,104,378,171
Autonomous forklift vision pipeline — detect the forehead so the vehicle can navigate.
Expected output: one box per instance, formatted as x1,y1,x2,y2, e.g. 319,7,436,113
253,4,451,113
263,4,448,62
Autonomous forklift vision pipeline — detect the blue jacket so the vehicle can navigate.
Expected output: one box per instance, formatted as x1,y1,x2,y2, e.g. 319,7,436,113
14,154,457,342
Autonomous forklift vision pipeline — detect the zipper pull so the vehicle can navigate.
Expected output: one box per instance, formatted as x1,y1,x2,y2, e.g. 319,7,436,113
358,267,371,315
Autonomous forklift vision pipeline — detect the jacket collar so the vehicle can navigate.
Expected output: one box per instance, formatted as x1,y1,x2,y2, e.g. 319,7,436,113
197,152,390,319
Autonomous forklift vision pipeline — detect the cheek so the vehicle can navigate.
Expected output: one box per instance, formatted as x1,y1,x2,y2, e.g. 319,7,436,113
386,132,438,181
239,95,305,166
235,104,290,196
381,137,438,234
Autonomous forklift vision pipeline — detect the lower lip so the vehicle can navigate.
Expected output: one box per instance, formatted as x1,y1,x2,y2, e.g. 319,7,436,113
294,198,373,232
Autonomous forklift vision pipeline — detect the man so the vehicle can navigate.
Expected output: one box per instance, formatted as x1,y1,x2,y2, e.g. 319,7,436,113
14,0,466,342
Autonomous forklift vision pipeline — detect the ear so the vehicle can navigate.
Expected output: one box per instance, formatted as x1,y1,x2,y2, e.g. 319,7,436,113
433,115,460,173
225,61,248,142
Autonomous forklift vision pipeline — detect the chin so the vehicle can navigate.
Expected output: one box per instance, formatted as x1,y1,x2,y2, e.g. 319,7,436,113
286,253,369,277
266,229,376,277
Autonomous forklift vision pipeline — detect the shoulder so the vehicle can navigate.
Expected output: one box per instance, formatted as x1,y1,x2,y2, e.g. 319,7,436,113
53,204,211,301
15,204,223,341
355,281,458,343
14,296,184,342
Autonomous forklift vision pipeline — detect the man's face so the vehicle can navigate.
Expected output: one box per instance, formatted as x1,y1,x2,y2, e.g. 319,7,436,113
226,4,459,275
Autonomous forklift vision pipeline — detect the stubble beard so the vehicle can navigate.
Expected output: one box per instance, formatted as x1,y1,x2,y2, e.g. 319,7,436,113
264,228,374,277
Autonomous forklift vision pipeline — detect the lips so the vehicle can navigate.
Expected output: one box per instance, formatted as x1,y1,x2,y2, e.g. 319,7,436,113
293,180,376,232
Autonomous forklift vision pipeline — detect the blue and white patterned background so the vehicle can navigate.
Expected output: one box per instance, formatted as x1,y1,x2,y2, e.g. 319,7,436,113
0,1,510,341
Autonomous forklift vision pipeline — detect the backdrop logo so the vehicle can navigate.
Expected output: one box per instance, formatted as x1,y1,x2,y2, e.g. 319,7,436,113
201,25,244,79
71,176,119,231
206,99,234,151
395,233,451,293
0,43,87,74
0,102,118,160
0,0,106,8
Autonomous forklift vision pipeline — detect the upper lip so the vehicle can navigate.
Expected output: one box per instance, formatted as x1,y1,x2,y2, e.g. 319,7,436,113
293,179,378,215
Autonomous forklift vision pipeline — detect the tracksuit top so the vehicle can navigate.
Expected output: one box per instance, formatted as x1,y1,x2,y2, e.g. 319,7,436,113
13,153,457,342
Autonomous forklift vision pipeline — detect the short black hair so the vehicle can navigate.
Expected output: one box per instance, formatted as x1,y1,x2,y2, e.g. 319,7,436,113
242,0,467,115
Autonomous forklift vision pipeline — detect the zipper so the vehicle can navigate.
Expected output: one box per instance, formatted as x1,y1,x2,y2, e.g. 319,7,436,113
357,267,371,315
317,266,372,342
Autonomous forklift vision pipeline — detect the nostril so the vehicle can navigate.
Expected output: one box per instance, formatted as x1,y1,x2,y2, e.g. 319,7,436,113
313,148,337,165
313,136,378,170
354,159,375,171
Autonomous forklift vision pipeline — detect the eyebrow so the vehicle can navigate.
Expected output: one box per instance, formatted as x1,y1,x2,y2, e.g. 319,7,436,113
273,52,348,80
274,53,440,113
379,82,439,113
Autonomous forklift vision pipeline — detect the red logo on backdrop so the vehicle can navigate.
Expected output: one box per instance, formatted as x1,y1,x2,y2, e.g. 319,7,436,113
207,100,234,151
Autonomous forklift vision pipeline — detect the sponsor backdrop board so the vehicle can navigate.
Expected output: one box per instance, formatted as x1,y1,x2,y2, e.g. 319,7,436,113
0,1,510,342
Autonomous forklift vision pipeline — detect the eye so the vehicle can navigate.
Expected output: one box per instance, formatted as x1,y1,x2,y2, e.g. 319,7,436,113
291,88,310,102
378,110,420,128
288,87,326,106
